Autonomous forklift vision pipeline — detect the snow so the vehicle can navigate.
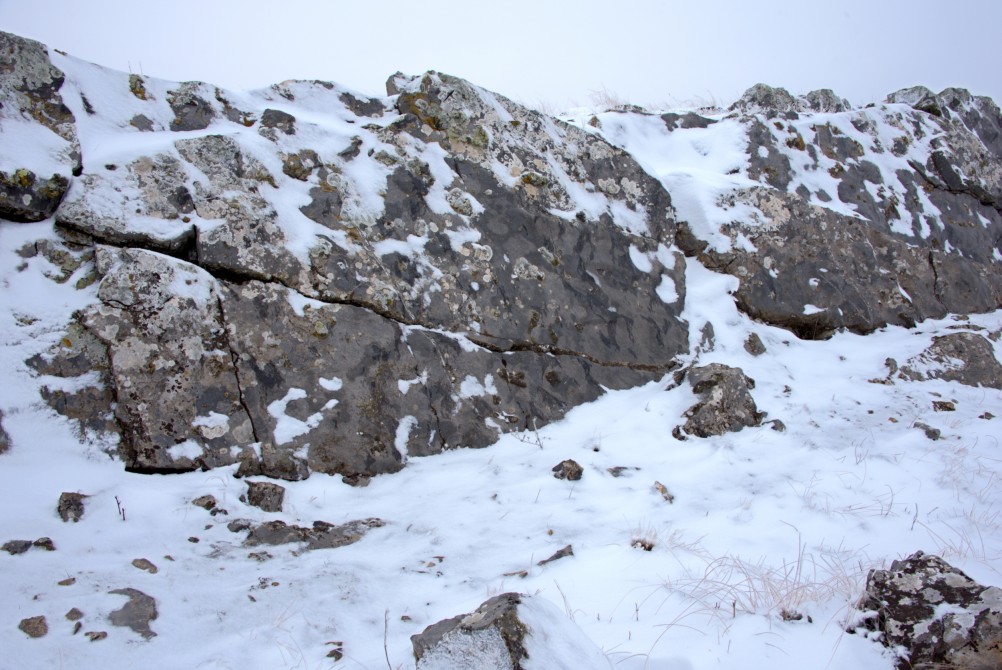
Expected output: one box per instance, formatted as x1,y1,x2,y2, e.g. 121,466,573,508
266,388,325,444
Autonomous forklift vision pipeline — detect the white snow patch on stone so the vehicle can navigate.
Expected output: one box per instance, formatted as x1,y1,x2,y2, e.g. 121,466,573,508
267,388,324,445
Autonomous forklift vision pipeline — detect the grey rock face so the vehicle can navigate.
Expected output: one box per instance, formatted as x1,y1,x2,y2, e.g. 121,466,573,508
899,332,1002,389
854,551,1002,670
245,481,285,513
108,588,158,639
713,86,1002,338
678,364,764,437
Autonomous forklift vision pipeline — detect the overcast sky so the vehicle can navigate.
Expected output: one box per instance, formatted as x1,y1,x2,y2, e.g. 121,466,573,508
4,0,1000,111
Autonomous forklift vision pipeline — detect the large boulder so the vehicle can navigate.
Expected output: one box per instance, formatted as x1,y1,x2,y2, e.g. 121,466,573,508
411,592,613,670
853,551,1002,670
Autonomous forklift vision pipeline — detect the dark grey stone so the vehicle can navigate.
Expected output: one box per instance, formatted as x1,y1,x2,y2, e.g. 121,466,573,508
243,518,384,551
168,83,216,131
552,459,583,481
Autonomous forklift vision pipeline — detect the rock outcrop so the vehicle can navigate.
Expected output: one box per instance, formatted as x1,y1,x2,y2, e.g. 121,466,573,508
3,29,1002,482
853,551,1002,670
899,331,1002,389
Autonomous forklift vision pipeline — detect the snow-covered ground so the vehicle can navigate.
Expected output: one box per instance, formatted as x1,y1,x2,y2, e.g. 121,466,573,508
3,213,1001,669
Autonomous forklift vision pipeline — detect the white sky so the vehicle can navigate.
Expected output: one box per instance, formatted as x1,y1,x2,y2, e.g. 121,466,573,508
3,0,1001,110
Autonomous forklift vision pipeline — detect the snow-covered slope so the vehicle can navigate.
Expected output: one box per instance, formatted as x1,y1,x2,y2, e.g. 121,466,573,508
2,30,1001,670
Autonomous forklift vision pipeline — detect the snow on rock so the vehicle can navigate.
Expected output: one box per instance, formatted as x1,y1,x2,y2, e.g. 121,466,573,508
2,28,1002,670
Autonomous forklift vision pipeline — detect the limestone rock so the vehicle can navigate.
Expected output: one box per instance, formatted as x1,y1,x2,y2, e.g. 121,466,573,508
108,588,158,639
853,551,1002,670
411,592,613,670
679,364,764,437
2,539,32,555
245,481,285,513
57,491,87,522
899,332,1002,389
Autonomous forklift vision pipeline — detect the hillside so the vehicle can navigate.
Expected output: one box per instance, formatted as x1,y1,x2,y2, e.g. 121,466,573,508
1,30,1001,669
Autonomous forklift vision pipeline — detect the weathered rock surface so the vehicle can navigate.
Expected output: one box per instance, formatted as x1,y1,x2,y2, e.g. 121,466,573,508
243,518,384,551
412,592,613,669
18,616,48,638
245,480,285,512
675,83,1002,338
0,32,80,223
854,551,1002,670
899,332,1002,389
108,588,158,639
677,364,764,437
57,491,87,522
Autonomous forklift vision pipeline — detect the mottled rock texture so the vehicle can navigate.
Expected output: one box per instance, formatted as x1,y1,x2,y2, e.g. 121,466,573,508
854,551,1002,670
678,364,764,437
3,30,1002,481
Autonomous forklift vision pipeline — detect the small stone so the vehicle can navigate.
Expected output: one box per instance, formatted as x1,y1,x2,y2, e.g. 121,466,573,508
57,492,87,522
768,419,787,432
980,412,995,420
65,608,84,621
57,577,76,586
188,536,200,543
131,558,158,574
551,459,583,481
743,332,766,356
607,466,638,477
191,494,217,511
537,544,574,566
248,551,272,562
654,481,675,503
72,621,82,635
85,631,107,642
246,481,286,513
933,400,956,412
227,519,252,533
914,422,941,440
2,539,32,555
33,537,55,551
18,616,47,638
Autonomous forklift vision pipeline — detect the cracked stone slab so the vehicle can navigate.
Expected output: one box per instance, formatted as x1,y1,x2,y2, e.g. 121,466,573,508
108,588,158,639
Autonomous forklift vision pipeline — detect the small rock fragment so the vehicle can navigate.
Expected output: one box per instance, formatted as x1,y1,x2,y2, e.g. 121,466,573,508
2,539,32,555
65,608,84,621
537,544,574,566
57,577,76,586
131,558,158,574
913,421,941,440
57,492,87,522
552,459,583,481
191,494,217,511
245,481,285,513
85,631,107,642
18,616,48,638
653,481,675,504
933,400,956,412
33,537,55,551
744,332,766,356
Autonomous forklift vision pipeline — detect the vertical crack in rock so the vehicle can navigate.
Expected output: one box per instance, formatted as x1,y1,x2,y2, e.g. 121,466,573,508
215,294,260,444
